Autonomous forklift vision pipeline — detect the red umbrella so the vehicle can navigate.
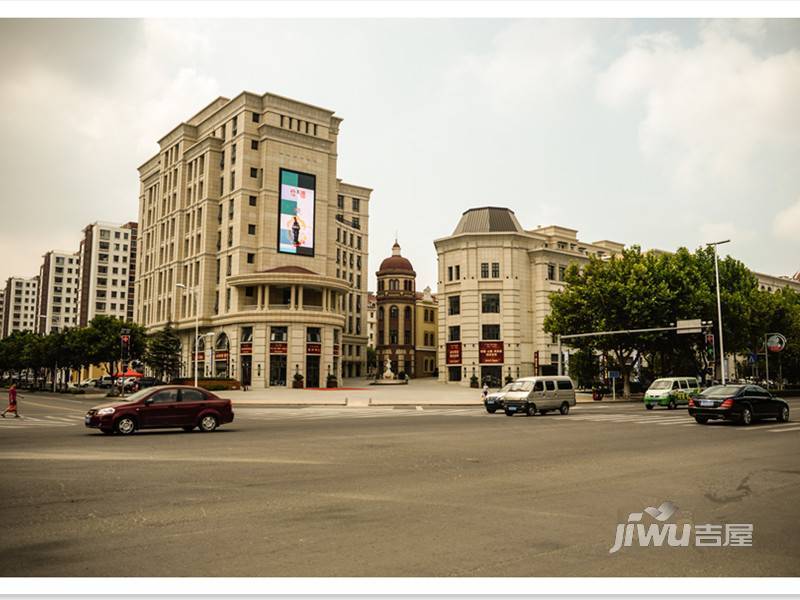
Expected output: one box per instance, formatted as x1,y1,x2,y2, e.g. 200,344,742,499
113,369,143,378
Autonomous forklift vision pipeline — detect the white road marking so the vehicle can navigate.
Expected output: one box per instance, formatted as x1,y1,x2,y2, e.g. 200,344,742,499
766,425,800,433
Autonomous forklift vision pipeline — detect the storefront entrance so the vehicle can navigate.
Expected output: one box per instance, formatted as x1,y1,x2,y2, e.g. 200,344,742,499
480,365,503,387
269,355,287,386
240,355,252,387
306,355,320,388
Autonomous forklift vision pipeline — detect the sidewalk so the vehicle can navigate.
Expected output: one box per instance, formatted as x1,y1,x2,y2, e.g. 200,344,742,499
222,378,643,407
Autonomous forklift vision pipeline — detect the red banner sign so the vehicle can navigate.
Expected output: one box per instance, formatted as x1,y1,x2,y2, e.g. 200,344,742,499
306,343,321,355
269,342,288,355
446,342,462,365
479,341,504,364
240,342,252,355
534,351,539,373
194,351,205,361
214,350,229,361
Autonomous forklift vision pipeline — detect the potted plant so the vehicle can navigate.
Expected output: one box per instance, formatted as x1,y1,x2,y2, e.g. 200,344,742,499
470,374,479,388
292,372,304,389
505,374,514,384
326,374,338,388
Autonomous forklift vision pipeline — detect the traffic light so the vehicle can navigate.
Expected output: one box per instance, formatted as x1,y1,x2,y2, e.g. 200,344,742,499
705,333,715,361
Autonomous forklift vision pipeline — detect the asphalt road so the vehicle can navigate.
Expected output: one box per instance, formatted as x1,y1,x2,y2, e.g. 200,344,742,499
1,392,799,577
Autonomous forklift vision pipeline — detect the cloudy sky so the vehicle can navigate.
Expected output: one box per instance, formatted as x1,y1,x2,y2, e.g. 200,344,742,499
0,18,798,290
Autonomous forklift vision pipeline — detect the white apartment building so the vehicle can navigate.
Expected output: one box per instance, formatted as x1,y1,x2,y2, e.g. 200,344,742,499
77,221,138,326
35,250,81,334
135,91,371,388
1,276,39,337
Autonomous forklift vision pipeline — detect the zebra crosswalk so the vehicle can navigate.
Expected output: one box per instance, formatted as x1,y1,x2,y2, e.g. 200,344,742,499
0,414,82,429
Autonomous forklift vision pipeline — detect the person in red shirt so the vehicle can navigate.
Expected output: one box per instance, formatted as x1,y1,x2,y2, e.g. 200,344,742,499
2,383,21,418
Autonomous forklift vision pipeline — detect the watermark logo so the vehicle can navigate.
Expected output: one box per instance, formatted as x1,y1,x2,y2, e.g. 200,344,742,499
609,501,753,554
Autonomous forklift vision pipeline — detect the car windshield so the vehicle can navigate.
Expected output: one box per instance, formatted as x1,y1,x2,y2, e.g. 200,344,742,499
509,381,533,392
700,385,743,398
117,388,154,403
498,384,513,393
649,380,672,390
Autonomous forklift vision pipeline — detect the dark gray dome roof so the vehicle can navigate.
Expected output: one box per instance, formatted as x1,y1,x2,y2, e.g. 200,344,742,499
452,207,523,235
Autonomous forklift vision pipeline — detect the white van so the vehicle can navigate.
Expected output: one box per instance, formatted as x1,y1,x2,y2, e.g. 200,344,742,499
502,376,577,417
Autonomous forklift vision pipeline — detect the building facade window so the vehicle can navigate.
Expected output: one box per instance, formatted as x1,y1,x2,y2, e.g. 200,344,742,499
480,262,489,278
448,325,461,342
448,295,460,315
481,293,500,313
491,262,500,278
482,324,501,340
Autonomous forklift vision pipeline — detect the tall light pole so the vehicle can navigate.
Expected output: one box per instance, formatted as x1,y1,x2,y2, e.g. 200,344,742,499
176,283,199,387
706,239,730,385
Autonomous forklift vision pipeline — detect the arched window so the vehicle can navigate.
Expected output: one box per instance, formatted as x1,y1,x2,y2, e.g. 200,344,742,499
378,307,384,322
215,333,229,350
404,306,412,320
378,280,384,291
390,305,398,318
389,279,398,291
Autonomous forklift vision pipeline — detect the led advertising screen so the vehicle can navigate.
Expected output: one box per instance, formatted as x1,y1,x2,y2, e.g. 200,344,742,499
277,168,316,256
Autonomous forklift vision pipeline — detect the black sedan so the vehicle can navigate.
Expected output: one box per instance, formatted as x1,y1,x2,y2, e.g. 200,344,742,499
688,384,790,426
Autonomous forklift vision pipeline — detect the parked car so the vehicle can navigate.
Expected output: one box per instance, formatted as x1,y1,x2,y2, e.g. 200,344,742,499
85,385,234,435
688,384,790,426
644,377,701,410
79,378,98,388
95,376,115,389
484,383,513,414
503,376,576,417
137,376,166,389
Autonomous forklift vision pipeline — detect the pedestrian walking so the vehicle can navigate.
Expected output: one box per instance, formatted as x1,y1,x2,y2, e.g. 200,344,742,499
481,383,489,401
1,383,22,418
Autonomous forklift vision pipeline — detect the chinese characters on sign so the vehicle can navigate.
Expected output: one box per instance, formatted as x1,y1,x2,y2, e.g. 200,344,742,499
478,341,504,364
446,342,462,365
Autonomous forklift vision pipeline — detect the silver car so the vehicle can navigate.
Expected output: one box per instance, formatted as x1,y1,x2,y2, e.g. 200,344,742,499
503,376,577,417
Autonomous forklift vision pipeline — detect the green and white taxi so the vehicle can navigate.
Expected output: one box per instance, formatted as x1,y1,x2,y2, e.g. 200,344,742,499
644,377,701,410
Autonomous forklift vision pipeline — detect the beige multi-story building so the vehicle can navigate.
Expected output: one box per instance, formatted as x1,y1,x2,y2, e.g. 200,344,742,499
77,221,138,326
1,276,39,337
434,207,624,386
366,293,377,349
135,91,371,388
35,250,80,334
414,286,438,377
755,271,800,294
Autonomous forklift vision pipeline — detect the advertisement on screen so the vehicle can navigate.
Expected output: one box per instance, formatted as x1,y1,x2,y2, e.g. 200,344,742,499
277,168,316,256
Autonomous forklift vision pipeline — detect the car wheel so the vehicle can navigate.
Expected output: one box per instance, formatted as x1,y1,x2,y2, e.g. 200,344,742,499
645,404,654,410
486,407,497,414
199,414,218,432
526,404,536,417
694,416,709,424
504,409,515,417
777,406,790,423
668,399,676,410
739,406,753,426
182,426,195,432
559,402,570,415
115,416,136,435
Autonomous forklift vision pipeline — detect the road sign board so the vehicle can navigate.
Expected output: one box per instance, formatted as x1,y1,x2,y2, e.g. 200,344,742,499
748,353,757,364
609,370,620,379
677,319,702,334
767,333,787,353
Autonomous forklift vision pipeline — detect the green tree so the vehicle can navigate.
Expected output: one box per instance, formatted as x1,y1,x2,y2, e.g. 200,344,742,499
545,245,765,397
84,316,147,376
144,324,181,381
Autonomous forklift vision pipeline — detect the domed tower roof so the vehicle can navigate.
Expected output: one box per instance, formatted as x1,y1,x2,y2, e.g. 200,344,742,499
452,206,523,235
377,240,416,276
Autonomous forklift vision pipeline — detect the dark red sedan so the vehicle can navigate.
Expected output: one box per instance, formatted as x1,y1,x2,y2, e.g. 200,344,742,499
85,386,234,435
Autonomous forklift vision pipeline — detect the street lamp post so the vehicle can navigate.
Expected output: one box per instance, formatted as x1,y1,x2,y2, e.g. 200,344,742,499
706,239,730,385
39,313,56,392
176,283,200,387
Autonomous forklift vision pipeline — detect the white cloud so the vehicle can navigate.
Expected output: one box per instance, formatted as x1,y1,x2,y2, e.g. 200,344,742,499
773,198,800,241
445,20,599,113
597,23,800,188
